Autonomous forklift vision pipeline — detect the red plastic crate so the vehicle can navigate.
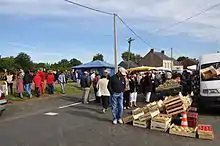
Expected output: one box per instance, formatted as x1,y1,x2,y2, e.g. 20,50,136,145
188,107,197,112
187,112,198,127
188,119,198,127
187,112,198,118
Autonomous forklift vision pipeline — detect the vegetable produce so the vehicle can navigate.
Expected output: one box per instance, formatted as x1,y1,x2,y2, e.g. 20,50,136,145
171,125,195,133
157,80,180,90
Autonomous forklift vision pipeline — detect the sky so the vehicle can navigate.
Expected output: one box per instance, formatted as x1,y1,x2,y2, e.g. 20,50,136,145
0,0,220,64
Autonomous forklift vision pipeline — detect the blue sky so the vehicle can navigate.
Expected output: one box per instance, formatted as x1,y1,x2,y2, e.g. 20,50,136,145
0,0,220,64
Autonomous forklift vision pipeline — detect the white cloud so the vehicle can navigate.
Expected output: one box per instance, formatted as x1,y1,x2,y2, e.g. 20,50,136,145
1,0,220,63
1,0,220,42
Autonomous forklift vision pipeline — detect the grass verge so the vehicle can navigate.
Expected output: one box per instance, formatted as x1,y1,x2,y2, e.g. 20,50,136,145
5,82,84,102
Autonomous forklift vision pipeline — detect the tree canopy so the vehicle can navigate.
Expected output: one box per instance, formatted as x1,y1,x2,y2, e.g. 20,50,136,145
93,53,104,61
177,56,188,62
0,52,82,73
121,51,143,65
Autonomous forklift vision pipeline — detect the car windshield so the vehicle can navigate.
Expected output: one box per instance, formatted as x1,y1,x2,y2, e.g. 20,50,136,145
201,62,220,81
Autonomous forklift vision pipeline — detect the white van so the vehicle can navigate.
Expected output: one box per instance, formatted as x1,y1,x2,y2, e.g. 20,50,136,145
199,53,220,107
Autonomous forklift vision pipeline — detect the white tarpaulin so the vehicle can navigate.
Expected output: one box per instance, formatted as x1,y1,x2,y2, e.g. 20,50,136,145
156,67,172,72
187,65,197,70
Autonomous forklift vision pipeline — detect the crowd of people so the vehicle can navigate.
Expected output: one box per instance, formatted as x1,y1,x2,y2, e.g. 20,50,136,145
0,66,199,125
0,69,72,98
79,67,175,124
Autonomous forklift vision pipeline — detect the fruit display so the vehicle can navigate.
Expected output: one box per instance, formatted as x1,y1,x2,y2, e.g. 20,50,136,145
153,114,170,122
157,79,180,91
151,114,171,132
171,125,195,133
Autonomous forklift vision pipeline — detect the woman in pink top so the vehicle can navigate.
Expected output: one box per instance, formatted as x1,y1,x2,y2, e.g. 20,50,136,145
16,74,24,98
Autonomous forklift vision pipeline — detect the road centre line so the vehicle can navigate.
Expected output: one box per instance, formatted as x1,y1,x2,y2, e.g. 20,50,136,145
58,99,95,109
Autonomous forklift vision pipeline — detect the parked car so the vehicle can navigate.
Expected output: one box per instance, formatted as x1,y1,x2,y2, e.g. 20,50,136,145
0,92,7,116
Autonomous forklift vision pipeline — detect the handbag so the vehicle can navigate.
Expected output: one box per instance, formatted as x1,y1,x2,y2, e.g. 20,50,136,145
96,89,101,97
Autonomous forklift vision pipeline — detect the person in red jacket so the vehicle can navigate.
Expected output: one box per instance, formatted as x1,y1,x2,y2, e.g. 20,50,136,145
38,68,45,95
47,70,55,94
33,73,41,97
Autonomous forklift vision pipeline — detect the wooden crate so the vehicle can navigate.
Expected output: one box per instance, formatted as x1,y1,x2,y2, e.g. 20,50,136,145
139,109,160,121
146,102,158,112
164,96,185,116
150,114,171,132
138,113,151,121
201,66,218,80
132,108,144,115
198,125,214,140
169,124,197,138
122,115,134,124
133,112,144,120
198,133,214,140
133,120,150,128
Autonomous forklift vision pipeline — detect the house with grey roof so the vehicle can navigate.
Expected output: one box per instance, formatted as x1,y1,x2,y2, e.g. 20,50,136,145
118,60,139,69
139,49,183,70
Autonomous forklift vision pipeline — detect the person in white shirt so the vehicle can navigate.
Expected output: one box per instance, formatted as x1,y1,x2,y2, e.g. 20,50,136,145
96,73,110,113
6,72,14,95
91,71,96,81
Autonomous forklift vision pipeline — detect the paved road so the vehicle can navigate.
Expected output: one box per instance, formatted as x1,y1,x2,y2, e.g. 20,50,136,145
0,95,219,146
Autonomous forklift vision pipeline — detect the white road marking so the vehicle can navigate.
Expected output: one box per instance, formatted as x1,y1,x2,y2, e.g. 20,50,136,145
58,99,96,109
44,112,59,116
58,102,81,109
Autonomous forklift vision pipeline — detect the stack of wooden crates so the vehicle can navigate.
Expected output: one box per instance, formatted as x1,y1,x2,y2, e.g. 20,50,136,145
151,114,172,132
164,96,185,116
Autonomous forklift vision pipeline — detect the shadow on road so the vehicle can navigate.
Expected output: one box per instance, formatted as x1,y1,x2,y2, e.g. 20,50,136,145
198,108,220,116
60,96,81,103
66,110,111,123
71,104,103,114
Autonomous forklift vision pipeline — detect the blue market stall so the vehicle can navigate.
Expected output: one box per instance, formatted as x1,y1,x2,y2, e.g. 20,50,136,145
72,60,115,76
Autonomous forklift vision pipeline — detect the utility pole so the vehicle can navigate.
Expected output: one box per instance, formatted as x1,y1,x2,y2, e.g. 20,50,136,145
127,37,135,69
171,48,173,71
113,13,118,73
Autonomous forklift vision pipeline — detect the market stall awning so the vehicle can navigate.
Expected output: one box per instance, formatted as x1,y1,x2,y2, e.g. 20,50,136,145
127,66,157,72
156,67,172,72
72,60,114,69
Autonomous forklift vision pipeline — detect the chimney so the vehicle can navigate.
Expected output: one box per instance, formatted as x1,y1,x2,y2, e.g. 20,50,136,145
150,49,154,53
161,50,164,54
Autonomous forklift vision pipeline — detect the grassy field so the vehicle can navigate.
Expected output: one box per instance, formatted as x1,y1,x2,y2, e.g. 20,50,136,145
3,82,85,101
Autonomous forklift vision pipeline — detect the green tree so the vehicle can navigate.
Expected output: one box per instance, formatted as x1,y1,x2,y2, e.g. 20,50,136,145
121,51,142,65
134,54,143,65
50,58,82,71
0,56,16,72
177,56,188,62
93,53,104,61
69,58,82,66
14,52,33,70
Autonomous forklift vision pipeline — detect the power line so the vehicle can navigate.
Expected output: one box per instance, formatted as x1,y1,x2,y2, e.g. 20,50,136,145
152,2,220,33
64,0,113,16
116,14,153,47
64,0,154,47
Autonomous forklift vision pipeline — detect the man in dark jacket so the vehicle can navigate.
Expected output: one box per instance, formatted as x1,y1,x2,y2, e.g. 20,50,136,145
80,71,92,104
108,67,127,125
23,70,33,98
